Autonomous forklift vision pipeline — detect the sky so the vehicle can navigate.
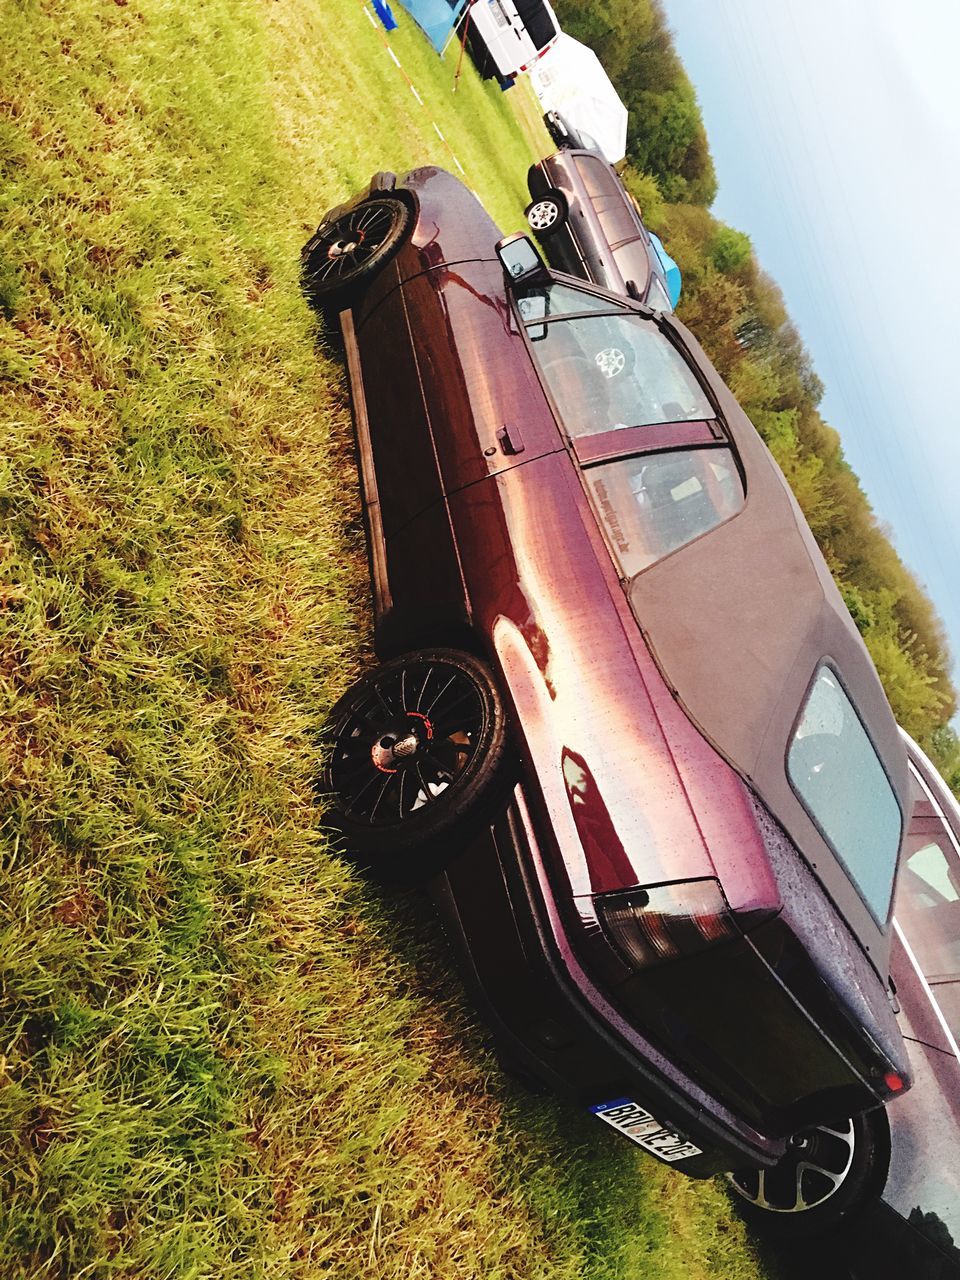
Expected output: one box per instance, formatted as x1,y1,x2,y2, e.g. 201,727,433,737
660,0,960,693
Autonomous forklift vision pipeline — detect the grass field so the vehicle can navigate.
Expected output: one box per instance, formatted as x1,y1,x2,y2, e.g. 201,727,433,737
0,1,771,1276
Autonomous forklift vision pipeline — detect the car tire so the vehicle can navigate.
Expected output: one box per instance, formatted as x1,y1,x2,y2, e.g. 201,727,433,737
725,1109,890,1241
320,648,510,883
525,194,565,237
302,196,411,308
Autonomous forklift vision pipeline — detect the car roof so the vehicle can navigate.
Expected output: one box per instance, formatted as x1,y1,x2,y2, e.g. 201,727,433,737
626,312,910,943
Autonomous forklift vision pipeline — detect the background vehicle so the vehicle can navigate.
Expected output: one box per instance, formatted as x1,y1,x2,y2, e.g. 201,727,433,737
302,166,913,1183
543,109,603,153
526,148,682,309
728,732,960,1277
467,0,560,80
528,32,629,163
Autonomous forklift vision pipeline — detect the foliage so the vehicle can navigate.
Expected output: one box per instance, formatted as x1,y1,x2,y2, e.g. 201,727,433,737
710,226,752,276
550,0,717,203
620,164,666,228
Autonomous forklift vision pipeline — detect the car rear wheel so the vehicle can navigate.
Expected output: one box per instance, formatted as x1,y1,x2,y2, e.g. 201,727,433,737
725,1110,889,1240
321,648,509,882
302,196,411,307
525,194,564,236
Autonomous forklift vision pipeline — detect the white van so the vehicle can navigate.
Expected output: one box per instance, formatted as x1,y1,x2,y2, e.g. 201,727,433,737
468,0,560,79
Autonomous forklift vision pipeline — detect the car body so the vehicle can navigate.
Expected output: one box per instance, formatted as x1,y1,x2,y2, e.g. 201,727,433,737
304,166,914,1180
871,733,960,1275
767,734,960,1276
526,148,681,309
467,0,559,80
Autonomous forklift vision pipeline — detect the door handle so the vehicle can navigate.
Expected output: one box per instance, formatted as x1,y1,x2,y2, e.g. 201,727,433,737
496,424,525,456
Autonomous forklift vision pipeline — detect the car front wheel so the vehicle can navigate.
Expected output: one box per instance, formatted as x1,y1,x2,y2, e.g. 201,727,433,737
725,1110,889,1240
525,195,564,236
320,648,509,882
302,196,411,307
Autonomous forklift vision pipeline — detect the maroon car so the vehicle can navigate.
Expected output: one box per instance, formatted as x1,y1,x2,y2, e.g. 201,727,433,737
302,167,913,1179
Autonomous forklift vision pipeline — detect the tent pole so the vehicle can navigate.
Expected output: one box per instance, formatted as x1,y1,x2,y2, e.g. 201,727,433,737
441,0,471,56
452,0,473,92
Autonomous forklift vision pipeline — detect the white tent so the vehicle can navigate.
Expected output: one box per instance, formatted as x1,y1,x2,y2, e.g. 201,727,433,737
528,33,628,165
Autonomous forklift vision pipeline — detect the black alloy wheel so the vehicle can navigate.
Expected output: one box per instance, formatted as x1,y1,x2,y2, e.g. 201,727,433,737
321,649,509,881
725,1110,889,1240
302,196,410,306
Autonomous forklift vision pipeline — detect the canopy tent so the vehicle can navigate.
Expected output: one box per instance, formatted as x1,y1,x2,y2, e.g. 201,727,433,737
393,0,468,54
528,33,628,164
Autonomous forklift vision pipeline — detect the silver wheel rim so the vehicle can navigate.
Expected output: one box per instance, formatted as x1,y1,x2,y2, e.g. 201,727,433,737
726,1119,857,1214
528,200,560,231
595,347,626,379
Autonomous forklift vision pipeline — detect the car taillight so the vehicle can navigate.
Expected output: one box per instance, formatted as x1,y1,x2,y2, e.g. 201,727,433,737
595,878,772,970
883,1071,906,1093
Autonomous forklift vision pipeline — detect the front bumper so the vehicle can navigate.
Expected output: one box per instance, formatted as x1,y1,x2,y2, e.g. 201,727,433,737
430,787,788,1178
543,111,570,148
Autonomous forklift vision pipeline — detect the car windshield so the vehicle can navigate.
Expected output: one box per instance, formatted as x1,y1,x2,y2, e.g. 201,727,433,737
527,309,714,437
788,667,903,924
584,447,743,575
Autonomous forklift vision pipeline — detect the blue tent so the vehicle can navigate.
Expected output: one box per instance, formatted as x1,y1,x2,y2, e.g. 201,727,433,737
394,0,469,54
649,232,683,309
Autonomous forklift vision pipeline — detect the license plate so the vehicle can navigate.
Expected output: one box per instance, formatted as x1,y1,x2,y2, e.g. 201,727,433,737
591,1098,703,1162
489,1,511,29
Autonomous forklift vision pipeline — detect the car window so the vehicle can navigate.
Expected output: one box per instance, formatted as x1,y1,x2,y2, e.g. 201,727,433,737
787,667,903,925
584,447,743,576
599,202,640,247
528,312,714,437
894,832,960,979
643,275,674,313
514,0,558,50
516,282,618,321
574,154,618,199
908,840,959,903
610,242,652,289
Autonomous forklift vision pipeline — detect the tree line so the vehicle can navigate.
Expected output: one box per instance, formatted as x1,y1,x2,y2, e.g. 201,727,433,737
553,0,960,792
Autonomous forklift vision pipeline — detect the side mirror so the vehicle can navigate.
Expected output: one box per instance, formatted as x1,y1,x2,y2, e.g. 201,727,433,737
496,234,547,286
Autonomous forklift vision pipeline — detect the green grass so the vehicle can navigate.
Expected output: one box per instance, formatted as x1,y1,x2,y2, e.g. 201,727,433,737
0,1,770,1276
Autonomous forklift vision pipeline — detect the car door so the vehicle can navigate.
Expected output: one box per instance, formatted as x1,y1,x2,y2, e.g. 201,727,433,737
400,258,565,495
353,260,447,540
362,261,567,652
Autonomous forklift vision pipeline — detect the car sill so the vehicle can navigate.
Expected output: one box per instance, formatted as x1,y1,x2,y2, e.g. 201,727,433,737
340,307,393,619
